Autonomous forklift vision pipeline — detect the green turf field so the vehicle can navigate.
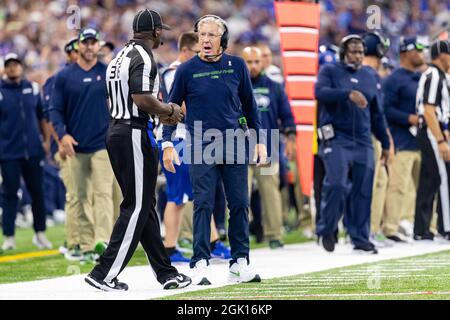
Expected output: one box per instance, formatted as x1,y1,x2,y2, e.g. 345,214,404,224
163,250,450,300
0,224,310,284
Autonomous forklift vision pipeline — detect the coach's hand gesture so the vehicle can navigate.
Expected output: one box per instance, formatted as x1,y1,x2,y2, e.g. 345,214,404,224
163,146,181,173
60,134,78,158
349,90,368,109
254,143,268,167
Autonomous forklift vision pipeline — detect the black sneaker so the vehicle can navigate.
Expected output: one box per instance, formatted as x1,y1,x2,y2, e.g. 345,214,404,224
85,273,129,292
163,273,192,290
269,240,284,249
353,242,378,254
386,235,406,243
414,233,434,241
318,234,335,252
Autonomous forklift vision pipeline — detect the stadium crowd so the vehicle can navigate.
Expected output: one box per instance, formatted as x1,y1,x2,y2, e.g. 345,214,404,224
0,0,449,268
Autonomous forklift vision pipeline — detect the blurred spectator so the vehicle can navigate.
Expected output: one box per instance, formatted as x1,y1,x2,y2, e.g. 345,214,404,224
319,0,450,62
98,41,115,65
0,53,52,250
0,0,278,84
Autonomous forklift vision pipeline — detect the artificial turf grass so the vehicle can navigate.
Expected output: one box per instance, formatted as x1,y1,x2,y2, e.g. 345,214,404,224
0,223,310,284
162,250,450,300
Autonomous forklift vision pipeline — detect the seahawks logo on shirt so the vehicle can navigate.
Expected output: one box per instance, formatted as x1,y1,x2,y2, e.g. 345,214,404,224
254,93,270,111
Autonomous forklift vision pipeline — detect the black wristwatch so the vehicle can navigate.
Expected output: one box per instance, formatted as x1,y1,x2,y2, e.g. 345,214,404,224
437,139,447,145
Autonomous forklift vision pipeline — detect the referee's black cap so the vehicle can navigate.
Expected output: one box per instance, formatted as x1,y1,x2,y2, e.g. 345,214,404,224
133,9,171,32
430,39,450,60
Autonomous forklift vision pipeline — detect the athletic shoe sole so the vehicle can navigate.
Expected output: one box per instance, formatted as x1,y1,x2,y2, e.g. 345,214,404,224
163,278,192,290
228,273,262,283
64,252,83,261
353,249,378,255
85,276,128,292
194,277,211,285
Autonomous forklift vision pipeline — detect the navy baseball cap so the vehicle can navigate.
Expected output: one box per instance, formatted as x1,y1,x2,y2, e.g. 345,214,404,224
363,32,390,58
4,53,22,65
399,37,427,52
133,9,171,32
78,28,100,42
64,38,79,54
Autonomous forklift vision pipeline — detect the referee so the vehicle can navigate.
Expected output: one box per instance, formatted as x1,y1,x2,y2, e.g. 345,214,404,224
414,39,450,241
85,9,191,291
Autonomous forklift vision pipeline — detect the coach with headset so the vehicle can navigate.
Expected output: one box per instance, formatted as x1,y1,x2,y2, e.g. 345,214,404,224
314,34,390,254
163,15,265,285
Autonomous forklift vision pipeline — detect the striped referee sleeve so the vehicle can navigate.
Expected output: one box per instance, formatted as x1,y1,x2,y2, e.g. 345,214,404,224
423,67,443,106
129,47,155,95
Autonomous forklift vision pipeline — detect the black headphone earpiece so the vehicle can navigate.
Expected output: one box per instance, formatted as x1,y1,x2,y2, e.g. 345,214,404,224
194,14,229,51
362,31,389,59
339,34,366,62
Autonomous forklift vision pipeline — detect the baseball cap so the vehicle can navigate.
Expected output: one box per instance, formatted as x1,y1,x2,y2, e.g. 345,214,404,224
430,39,450,60
100,41,115,51
363,32,390,58
3,53,22,65
399,37,427,52
64,38,79,54
132,9,171,32
78,28,100,42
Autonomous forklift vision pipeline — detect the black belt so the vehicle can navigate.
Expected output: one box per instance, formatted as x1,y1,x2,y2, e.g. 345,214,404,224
111,118,149,130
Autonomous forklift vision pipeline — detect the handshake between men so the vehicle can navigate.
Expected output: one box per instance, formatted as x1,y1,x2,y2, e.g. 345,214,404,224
159,102,185,125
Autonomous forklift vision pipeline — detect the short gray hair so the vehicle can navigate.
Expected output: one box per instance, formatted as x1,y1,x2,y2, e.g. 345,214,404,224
197,16,226,36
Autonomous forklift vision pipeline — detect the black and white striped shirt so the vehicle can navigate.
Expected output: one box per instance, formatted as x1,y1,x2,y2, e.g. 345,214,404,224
106,40,159,120
416,64,450,127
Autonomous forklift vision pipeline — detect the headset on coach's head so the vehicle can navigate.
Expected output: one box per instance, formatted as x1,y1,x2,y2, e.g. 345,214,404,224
194,15,229,51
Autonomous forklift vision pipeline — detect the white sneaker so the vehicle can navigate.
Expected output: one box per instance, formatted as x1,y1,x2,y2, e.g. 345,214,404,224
46,217,55,228
15,213,31,228
228,258,261,283
32,232,53,249
399,220,414,237
2,236,16,250
52,210,66,224
191,259,211,285
370,233,394,248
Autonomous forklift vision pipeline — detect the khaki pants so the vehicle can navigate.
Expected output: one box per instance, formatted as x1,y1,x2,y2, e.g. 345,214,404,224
56,153,91,249
383,150,421,236
66,150,114,251
179,201,193,241
248,163,283,241
370,139,389,234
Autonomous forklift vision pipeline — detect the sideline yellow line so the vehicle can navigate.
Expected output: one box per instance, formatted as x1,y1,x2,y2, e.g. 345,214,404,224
0,250,60,263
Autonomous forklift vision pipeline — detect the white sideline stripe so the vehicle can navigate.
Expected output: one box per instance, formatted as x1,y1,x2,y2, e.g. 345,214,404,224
287,75,317,82
104,129,143,283
283,51,317,58
0,242,449,300
187,291,450,299
296,125,314,132
290,100,316,107
279,27,318,34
